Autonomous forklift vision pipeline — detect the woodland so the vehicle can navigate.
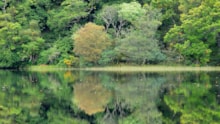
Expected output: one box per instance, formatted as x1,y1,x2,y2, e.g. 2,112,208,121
0,0,220,68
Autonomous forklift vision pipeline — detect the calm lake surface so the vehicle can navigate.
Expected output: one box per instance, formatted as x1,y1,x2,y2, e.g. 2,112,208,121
0,70,220,124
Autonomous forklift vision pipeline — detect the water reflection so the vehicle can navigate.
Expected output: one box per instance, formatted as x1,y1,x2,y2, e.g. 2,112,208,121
0,70,220,124
73,76,112,115
162,72,220,124
109,73,164,124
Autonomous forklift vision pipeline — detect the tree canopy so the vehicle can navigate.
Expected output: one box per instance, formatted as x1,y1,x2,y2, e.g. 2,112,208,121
73,22,111,64
164,0,220,65
0,0,220,68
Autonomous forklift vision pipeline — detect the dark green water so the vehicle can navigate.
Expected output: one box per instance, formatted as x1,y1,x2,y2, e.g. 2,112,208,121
0,70,220,124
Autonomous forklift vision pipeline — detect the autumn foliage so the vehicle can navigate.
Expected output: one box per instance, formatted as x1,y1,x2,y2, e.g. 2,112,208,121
73,22,111,63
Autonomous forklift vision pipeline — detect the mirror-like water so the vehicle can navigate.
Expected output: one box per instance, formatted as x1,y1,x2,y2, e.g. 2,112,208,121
0,70,220,124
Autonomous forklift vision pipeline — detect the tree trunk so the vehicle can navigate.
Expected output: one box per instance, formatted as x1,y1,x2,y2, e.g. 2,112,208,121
142,59,146,65
2,0,7,13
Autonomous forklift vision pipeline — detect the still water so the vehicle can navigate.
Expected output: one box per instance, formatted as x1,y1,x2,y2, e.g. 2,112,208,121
0,70,220,124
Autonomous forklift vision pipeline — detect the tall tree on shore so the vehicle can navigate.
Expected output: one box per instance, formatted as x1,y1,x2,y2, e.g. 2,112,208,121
115,4,164,64
164,0,220,65
21,20,45,64
0,14,22,67
0,0,24,68
73,22,111,64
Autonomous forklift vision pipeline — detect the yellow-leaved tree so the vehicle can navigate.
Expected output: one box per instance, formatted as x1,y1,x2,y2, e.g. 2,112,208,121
73,22,110,64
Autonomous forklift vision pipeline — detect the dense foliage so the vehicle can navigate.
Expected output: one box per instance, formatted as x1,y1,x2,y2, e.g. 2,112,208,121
0,0,220,68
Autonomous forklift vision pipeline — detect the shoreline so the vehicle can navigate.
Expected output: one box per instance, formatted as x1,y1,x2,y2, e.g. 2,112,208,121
24,65,220,72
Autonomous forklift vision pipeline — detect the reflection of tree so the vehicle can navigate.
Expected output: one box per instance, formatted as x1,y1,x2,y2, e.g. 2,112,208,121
115,74,164,124
73,76,112,115
209,72,220,104
99,73,165,124
0,70,89,124
3,70,219,124
37,71,90,123
163,73,220,124
46,108,89,124
0,71,44,123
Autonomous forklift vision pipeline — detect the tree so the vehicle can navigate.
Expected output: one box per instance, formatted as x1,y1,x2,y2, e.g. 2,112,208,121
21,20,45,64
164,0,220,65
115,4,164,64
0,0,48,67
73,22,111,64
97,1,146,38
116,30,164,64
47,0,89,32
97,4,126,38
151,0,180,40
99,5,118,31
0,11,22,68
178,0,202,13
118,2,146,25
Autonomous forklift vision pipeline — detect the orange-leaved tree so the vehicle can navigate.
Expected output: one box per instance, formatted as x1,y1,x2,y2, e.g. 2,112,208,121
73,22,110,64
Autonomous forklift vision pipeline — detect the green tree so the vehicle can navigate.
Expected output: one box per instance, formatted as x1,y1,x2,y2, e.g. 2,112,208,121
0,0,49,67
99,48,118,65
47,0,94,32
115,4,164,64
0,11,22,68
21,20,45,64
151,0,180,39
40,0,92,66
116,30,164,64
97,4,127,38
178,0,202,13
164,0,220,65
118,2,146,25
98,5,119,31
73,22,111,64
38,46,61,64
97,1,146,38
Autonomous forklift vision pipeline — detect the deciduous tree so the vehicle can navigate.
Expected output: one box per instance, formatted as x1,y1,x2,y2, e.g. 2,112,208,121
73,22,111,63
115,4,164,64
164,0,220,65
0,12,22,68
21,20,45,64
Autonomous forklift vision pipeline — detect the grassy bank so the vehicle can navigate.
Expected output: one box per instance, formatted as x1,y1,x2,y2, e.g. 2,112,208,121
26,65,220,72
24,65,68,72
81,65,220,72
